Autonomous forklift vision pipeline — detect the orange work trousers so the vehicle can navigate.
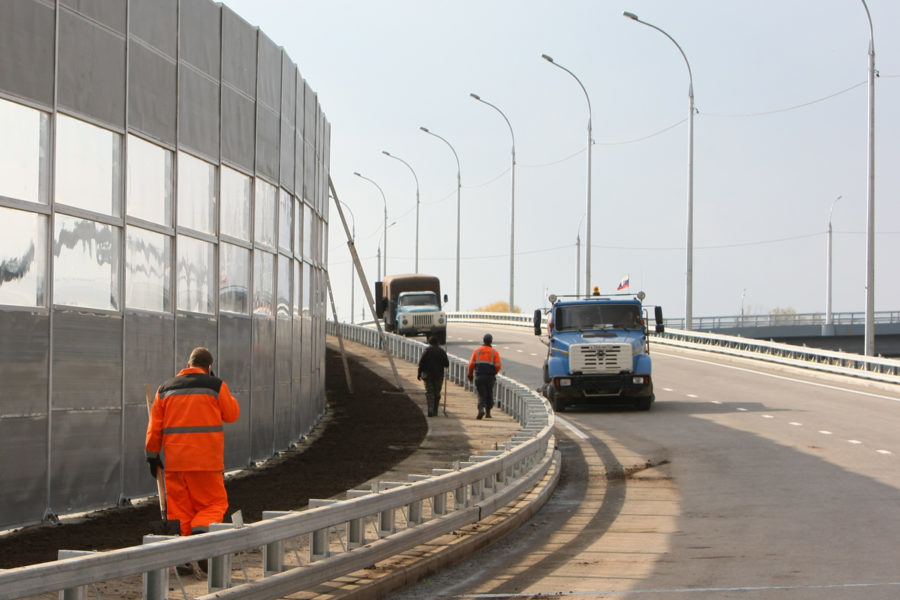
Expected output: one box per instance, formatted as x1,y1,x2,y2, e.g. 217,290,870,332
163,470,229,537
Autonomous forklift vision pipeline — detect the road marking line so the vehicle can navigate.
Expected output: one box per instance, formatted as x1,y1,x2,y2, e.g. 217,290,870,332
711,400,722,404
657,351,900,402
458,580,900,597
819,430,832,435
687,393,698,398
762,415,774,419
736,407,748,412
662,387,674,391
848,439,863,445
876,449,892,455
789,422,802,426
554,416,589,440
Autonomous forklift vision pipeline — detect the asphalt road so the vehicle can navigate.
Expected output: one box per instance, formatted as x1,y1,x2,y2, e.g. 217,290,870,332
388,322,900,599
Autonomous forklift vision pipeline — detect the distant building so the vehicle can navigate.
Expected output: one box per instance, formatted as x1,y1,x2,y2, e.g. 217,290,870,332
0,0,330,529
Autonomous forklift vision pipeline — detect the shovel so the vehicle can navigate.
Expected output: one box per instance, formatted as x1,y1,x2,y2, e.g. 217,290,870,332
146,384,181,536
442,371,448,417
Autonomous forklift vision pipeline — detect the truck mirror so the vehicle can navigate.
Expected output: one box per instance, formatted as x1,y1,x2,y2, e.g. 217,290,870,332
654,306,665,334
443,294,448,304
533,309,542,336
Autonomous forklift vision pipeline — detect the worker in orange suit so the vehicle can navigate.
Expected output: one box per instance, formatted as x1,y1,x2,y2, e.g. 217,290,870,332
467,333,502,419
146,347,240,537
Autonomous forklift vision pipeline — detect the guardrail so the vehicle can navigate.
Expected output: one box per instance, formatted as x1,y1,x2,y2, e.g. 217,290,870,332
443,312,900,384
0,324,556,600
666,309,900,331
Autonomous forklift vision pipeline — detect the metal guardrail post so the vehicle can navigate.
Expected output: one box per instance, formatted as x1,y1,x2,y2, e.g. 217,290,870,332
261,511,292,575
58,550,97,600
345,490,371,547
208,522,238,591
141,535,174,600
308,500,339,561
407,475,431,523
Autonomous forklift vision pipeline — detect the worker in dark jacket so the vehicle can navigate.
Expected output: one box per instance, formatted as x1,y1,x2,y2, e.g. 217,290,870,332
418,334,450,417
146,347,240,537
467,333,502,419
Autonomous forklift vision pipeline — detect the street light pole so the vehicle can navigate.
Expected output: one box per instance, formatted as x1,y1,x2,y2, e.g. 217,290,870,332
353,171,389,278
382,151,420,273
470,92,516,312
541,54,593,297
420,126,462,311
825,195,841,335
624,11,695,330
861,0,876,356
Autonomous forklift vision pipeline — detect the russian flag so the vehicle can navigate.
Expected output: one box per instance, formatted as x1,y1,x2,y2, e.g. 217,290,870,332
617,275,630,291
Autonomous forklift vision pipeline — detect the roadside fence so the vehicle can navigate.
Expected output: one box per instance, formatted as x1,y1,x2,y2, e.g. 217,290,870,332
0,323,557,600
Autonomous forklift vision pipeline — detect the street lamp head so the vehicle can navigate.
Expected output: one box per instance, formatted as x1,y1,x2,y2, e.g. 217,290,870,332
541,53,554,63
623,11,639,20
381,150,391,157
469,92,481,101
420,126,430,133
353,171,361,177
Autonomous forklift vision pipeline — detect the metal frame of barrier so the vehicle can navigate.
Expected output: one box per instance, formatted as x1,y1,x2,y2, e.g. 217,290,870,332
0,323,555,600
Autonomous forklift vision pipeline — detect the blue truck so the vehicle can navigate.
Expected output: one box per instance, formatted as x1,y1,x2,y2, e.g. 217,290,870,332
533,291,664,411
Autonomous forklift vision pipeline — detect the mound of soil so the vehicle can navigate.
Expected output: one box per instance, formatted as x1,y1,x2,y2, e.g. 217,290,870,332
0,348,426,569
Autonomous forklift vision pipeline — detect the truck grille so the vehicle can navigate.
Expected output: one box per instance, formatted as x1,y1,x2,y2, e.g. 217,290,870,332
412,315,433,327
569,343,631,374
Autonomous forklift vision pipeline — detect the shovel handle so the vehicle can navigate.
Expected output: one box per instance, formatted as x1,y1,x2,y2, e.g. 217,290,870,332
145,384,168,518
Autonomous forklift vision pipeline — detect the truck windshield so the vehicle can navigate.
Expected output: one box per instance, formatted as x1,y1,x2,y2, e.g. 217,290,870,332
556,304,642,331
399,293,438,307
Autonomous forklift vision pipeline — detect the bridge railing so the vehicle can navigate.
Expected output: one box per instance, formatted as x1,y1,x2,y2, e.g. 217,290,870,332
444,312,900,384
0,323,557,600
664,310,900,331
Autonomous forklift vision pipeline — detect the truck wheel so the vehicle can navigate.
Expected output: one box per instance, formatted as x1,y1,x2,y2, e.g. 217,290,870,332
549,388,566,413
635,396,653,411
542,363,550,384
635,384,654,411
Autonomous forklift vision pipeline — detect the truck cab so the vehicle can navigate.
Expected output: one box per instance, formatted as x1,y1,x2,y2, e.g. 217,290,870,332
375,274,448,344
534,291,664,411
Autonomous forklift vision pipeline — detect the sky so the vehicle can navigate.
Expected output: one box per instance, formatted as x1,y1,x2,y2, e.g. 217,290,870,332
221,0,900,323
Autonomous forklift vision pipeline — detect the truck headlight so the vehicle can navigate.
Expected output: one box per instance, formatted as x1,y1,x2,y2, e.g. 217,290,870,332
401,318,409,326
632,376,645,385
557,378,572,387
438,316,445,324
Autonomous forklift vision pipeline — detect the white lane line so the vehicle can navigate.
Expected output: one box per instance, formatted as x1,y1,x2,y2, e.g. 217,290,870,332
762,415,774,419
657,351,900,402
737,407,748,412
819,430,832,435
848,440,863,445
554,415,589,440
876,449,893,455
789,422,803,426
459,580,900,597
662,387,674,392
711,400,722,405
687,393,698,398
530,353,538,356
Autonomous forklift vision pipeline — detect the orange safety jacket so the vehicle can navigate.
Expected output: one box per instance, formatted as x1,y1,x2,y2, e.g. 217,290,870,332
146,367,240,472
468,345,501,378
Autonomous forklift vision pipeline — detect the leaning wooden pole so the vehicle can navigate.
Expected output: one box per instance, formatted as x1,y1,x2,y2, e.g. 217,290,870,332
324,271,354,395
329,176,404,391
